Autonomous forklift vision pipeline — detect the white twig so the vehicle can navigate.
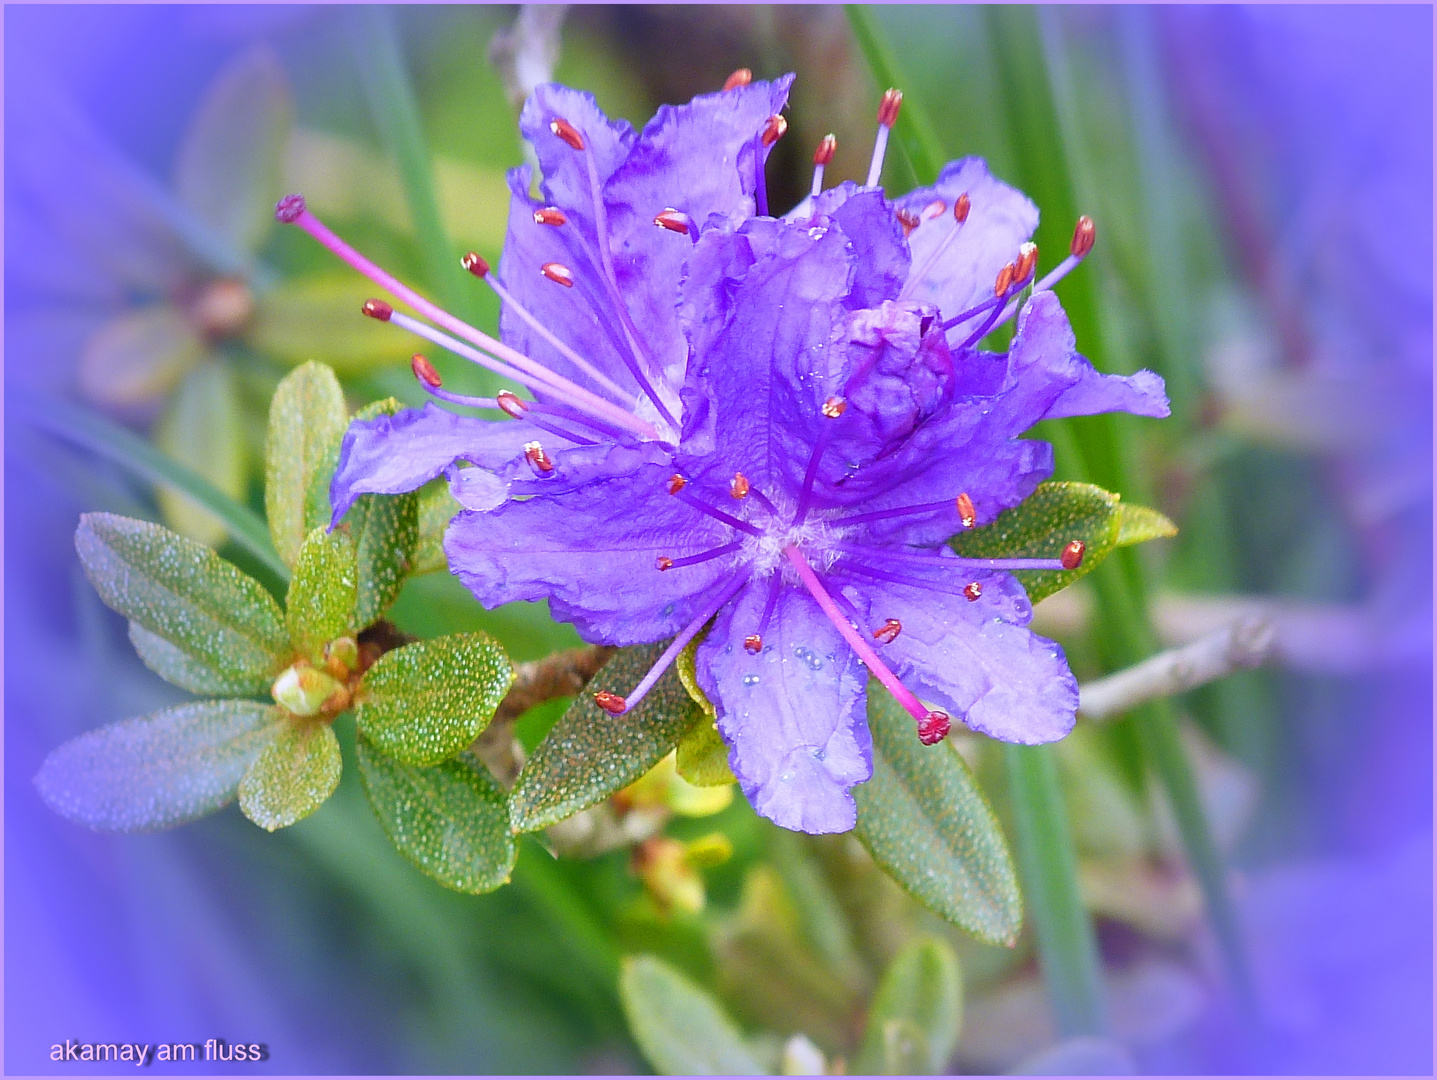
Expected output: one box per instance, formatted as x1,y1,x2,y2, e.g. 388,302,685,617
1078,617,1275,721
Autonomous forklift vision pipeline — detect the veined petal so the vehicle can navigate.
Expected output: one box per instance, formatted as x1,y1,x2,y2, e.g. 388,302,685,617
696,582,872,834
444,462,733,645
520,83,636,234
806,183,910,309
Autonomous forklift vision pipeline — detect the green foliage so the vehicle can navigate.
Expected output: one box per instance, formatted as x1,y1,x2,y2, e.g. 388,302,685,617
676,720,736,787
238,721,342,831
76,512,290,695
286,526,358,663
265,360,348,568
154,359,246,549
509,642,707,832
127,622,267,698
34,700,283,832
355,632,513,766
853,687,1022,946
855,938,963,1075
952,481,1121,603
356,739,516,893
412,479,461,575
1115,502,1179,547
619,955,766,1076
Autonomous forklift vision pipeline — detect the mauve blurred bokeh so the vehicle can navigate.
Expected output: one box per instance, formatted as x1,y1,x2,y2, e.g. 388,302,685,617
5,5,1430,1074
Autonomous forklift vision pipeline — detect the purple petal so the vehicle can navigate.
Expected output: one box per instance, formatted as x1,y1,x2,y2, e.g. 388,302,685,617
807,183,910,309
896,158,1039,319
840,572,1078,744
696,581,872,833
443,462,732,645
1043,366,1171,420
520,84,636,235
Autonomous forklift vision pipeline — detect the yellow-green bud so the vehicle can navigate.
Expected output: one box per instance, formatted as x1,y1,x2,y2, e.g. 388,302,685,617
272,663,343,717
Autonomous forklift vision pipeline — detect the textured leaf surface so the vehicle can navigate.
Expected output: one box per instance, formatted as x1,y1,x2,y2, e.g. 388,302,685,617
510,642,706,833
854,687,1022,945
265,361,347,568
154,359,246,549
34,700,282,832
286,527,357,662
356,739,516,893
676,720,736,787
128,621,266,697
856,938,963,1074
950,481,1121,604
76,513,290,691
619,955,765,1076
1115,502,1178,547
238,721,341,830
355,632,513,766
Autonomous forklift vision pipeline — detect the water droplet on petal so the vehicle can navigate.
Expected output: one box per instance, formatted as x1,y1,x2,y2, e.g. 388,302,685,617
742,674,761,687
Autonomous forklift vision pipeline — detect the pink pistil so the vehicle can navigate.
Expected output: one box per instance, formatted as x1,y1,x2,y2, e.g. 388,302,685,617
837,542,1068,572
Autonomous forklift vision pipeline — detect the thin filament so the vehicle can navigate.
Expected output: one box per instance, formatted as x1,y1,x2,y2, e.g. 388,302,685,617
614,572,749,712
665,540,743,570
837,542,1066,572
898,218,966,303
865,125,891,188
674,488,764,537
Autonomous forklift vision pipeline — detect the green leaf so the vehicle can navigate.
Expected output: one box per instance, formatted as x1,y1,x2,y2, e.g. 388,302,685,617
312,399,420,628
34,700,283,832
238,720,341,830
675,631,715,715
355,632,513,766
413,477,460,575
15,386,286,579
356,739,516,893
510,642,706,833
843,5,946,185
619,955,766,1076
1115,502,1178,547
154,359,247,549
128,621,268,697
853,686,1022,945
265,360,348,568
950,481,1122,604
856,938,963,1075
285,526,358,662
76,513,290,694
877,1019,929,1076
250,274,409,376
676,719,736,787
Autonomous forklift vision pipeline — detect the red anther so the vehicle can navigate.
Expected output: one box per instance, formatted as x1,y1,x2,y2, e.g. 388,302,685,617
1016,241,1038,283
813,134,837,166
274,193,307,223
1060,539,1086,570
549,117,585,150
955,492,977,529
654,209,691,235
994,263,1015,296
917,710,950,745
761,114,788,147
655,556,674,571
822,396,848,419
896,208,921,238
410,353,441,388
922,199,947,221
594,691,627,715
1071,215,1096,258
541,262,574,287
524,440,554,474
730,472,751,499
533,206,567,226
954,192,971,223
362,298,393,321
666,473,688,495
723,67,753,91
496,390,529,418
877,88,904,128
963,581,983,602
744,634,763,654
461,251,489,277
873,619,902,644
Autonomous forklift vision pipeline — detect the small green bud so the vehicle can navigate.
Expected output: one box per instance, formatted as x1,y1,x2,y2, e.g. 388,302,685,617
324,635,360,674
272,663,343,717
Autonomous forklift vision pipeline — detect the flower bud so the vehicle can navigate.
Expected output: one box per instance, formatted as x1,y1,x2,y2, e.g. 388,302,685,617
272,663,343,718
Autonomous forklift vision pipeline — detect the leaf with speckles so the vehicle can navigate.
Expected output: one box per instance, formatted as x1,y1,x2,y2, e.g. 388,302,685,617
238,720,341,830
356,739,516,893
76,513,290,694
307,398,420,628
286,526,358,663
510,642,707,833
1115,502,1178,548
127,621,269,697
266,361,348,569
34,700,284,833
854,686,1022,945
619,955,766,1076
355,632,513,766
950,481,1122,604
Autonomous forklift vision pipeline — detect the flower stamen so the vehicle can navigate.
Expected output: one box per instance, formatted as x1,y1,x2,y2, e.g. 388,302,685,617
533,207,568,226
837,541,1071,572
866,89,902,187
668,482,763,536
656,540,744,571
898,189,973,303
723,68,753,91
811,134,836,197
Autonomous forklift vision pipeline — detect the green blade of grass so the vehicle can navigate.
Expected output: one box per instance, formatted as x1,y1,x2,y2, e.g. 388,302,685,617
844,5,946,186
13,385,288,581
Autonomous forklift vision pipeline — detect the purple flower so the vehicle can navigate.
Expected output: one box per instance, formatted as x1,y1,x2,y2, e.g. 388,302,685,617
281,76,1169,833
